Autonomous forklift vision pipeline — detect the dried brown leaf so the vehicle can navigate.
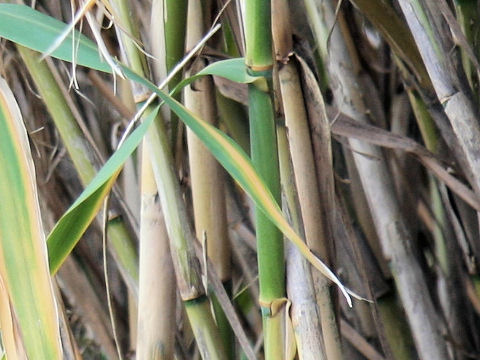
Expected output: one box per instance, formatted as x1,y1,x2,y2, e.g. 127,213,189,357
331,112,480,212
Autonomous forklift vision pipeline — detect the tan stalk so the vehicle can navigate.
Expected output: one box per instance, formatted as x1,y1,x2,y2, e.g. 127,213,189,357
136,149,176,359
106,0,178,358
278,125,326,360
272,1,341,358
312,1,449,359
109,0,227,356
184,0,233,355
128,293,138,355
117,77,140,355
185,0,230,285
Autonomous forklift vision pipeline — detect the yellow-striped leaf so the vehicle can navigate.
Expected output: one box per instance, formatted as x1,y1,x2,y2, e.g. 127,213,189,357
0,76,62,359
0,4,352,303
47,106,160,274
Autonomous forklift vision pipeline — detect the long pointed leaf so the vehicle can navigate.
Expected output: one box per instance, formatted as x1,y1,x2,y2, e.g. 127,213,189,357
0,76,62,359
47,106,159,274
0,4,110,73
0,4,352,303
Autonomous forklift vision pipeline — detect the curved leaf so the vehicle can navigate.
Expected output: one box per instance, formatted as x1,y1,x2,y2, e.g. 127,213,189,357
0,4,352,303
47,106,159,274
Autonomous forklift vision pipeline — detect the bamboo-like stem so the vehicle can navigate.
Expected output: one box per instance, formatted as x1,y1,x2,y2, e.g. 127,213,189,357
303,0,330,61
312,1,449,359
110,0,227,357
18,45,139,296
17,48,96,183
272,0,341,356
245,0,274,70
278,125,326,360
150,0,188,145
249,83,285,359
184,0,233,355
136,148,176,359
398,0,480,195
185,0,230,288
245,0,285,358
184,296,229,359
144,107,226,359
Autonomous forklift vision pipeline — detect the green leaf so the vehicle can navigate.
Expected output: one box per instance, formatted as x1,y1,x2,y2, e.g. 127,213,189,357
182,58,258,85
0,5,254,84
47,106,159,274
0,77,62,359
0,4,351,303
0,4,110,73
149,86,353,305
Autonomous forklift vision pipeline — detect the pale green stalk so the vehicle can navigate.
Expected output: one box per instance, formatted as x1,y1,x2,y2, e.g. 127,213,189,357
150,0,188,145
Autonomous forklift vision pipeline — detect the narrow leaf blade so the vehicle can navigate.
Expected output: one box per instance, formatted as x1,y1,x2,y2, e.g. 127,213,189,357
0,6,350,301
47,106,160,274
0,4,110,73
0,76,62,359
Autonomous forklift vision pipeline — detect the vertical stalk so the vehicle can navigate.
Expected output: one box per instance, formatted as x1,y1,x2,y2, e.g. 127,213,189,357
110,0,227,357
278,125,326,360
144,108,227,359
398,0,480,195
272,0,341,357
185,0,233,356
150,0,188,145
312,1,449,359
245,0,285,358
136,149,176,359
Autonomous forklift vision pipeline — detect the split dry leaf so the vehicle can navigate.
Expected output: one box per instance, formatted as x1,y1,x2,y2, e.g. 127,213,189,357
330,111,480,212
